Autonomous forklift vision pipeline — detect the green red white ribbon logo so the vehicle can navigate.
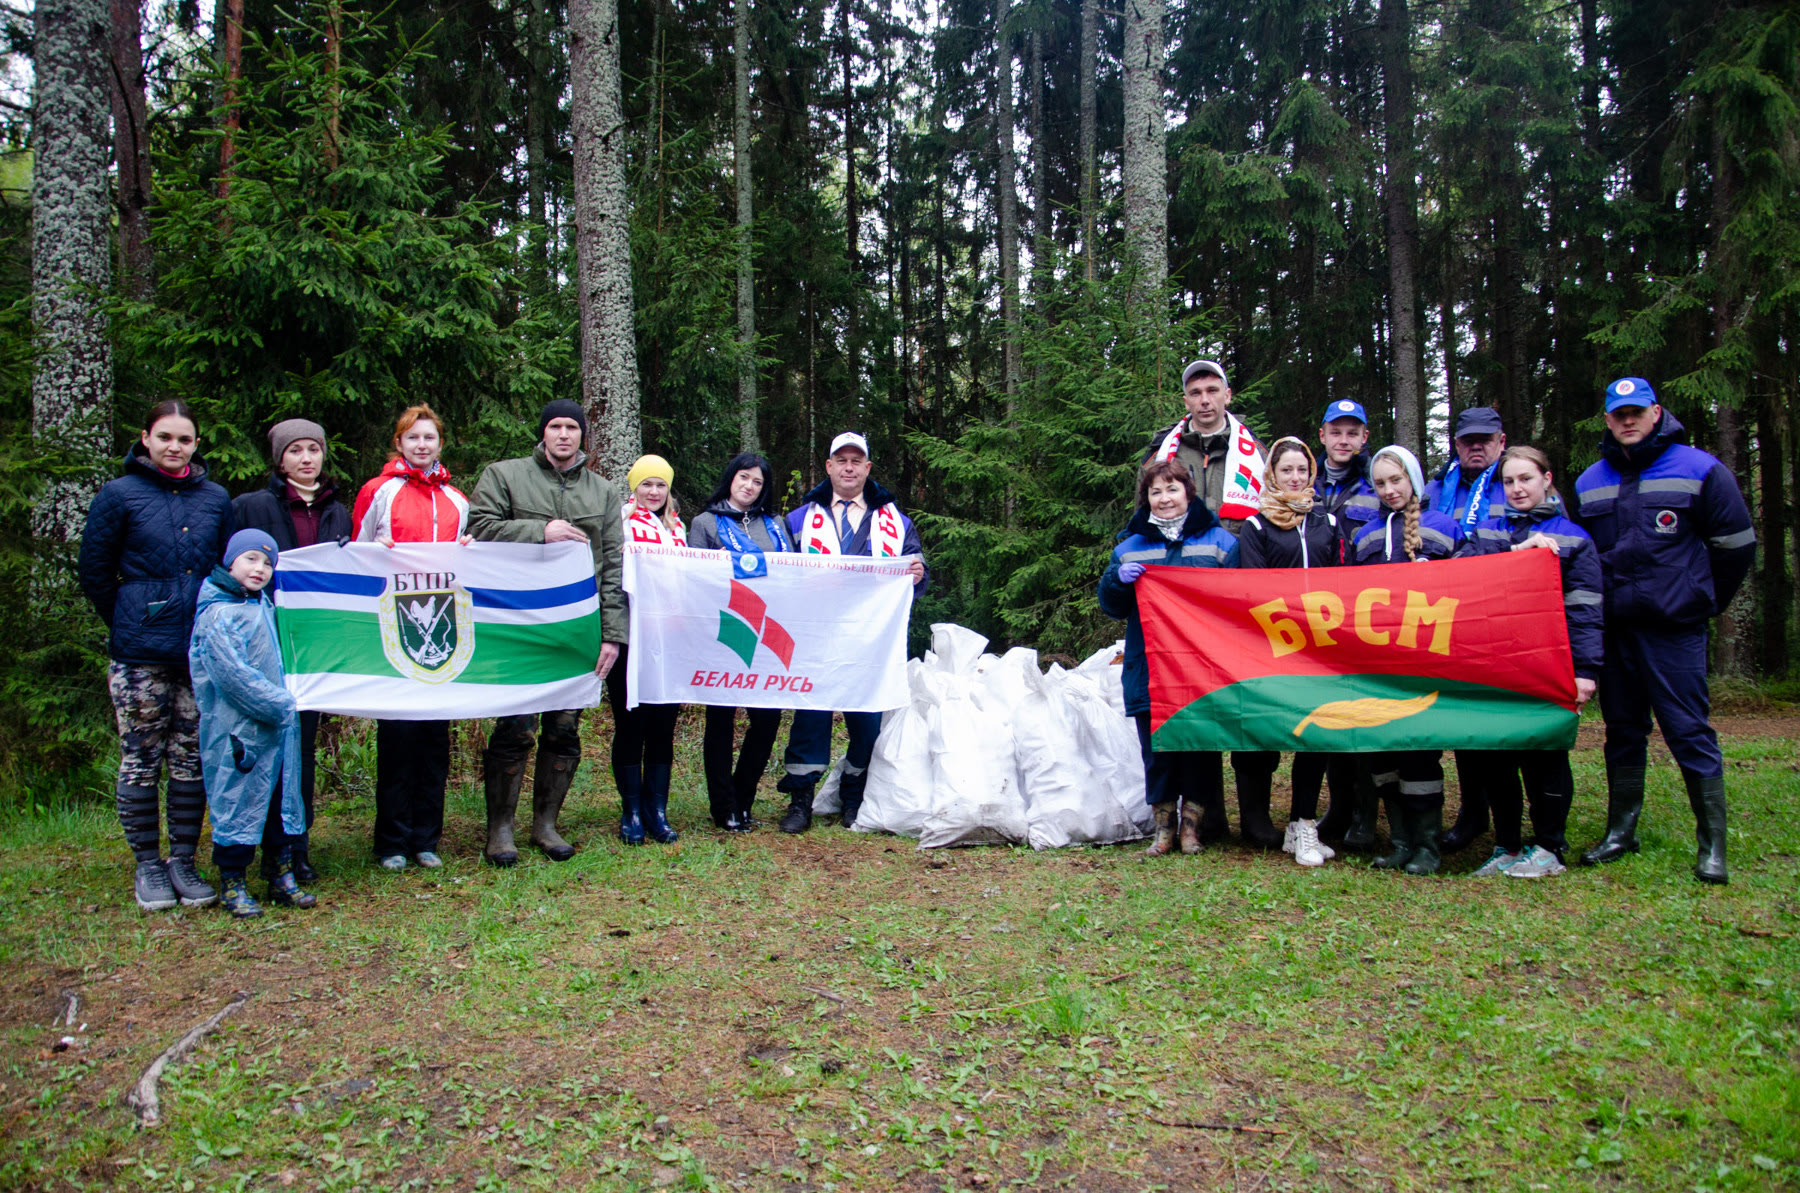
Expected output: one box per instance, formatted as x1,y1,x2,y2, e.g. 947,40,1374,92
717,580,796,670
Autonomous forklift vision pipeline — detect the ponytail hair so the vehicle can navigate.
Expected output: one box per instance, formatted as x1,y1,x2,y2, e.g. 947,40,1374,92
1402,495,1422,561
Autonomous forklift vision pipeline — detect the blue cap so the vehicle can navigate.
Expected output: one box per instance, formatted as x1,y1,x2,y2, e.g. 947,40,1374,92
1605,377,1657,412
1322,399,1367,425
224,529,279,568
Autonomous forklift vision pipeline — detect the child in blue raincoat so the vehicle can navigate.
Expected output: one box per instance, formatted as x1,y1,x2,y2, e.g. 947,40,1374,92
189,530,314,918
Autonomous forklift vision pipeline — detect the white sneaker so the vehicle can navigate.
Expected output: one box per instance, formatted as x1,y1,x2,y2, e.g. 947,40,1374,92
1283,820,1334,860
414,851,443,869
1470,847,1522,877
378,854,407,871
1290,819,1328,867
1506,845,1567,879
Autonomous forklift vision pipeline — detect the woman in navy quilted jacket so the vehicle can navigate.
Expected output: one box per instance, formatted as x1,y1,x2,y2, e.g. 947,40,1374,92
79,400,235,913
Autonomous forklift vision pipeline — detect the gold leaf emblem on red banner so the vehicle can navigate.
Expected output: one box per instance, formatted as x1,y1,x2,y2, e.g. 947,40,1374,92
1293,691,1439,736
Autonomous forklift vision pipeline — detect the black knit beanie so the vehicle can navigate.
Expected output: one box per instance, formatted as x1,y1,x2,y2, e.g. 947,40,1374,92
539,399,589,445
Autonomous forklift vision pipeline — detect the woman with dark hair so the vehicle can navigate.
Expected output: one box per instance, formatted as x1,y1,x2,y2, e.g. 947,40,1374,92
351,404,470,871
230,419,352,883
688,452,794,831
79,399,235,911
1097,458,1239,857
608,454,686,845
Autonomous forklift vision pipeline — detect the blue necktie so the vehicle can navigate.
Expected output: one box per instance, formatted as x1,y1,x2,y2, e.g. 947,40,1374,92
838,500,855,544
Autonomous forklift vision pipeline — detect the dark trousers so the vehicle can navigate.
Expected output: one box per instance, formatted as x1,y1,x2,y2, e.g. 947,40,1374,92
1365,750,1444,811
704,706,782,819
604,646,677,769
1291,752,1350,821
780,710,883,789
1230,750,1331,820
374,719,450,856
1135,714,1223,808
1600,625,1722,778
487,708,583,767
1482,750,1573,856
295,710,319,854
213,769,288,871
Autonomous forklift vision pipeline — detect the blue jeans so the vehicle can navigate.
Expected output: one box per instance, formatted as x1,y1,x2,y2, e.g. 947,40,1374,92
779,710,883,791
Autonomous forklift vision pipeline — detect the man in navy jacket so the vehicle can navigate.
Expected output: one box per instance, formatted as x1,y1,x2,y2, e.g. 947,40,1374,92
1574,378,1755,884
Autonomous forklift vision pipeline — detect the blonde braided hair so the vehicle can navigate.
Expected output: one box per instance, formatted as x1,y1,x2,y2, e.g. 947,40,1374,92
1401,495,1422,561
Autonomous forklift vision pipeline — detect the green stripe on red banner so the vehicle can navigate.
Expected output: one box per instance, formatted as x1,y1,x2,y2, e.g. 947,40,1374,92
1150,673,1576,753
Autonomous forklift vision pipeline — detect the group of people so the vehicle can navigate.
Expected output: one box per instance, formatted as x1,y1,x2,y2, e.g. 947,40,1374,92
1100,360,1754,884
76,358,1752,918
78,399,927,917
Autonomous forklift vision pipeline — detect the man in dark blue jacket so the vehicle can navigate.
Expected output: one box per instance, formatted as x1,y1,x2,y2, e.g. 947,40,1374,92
1574,378,1755,884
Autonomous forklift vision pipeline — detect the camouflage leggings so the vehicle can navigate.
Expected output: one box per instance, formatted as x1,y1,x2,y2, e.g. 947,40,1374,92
108,662,202,787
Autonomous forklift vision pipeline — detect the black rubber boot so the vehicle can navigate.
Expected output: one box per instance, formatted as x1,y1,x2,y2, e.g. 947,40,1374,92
483,753,525,866
1581,765,1645,866
530,753,579,861
289,849,319,884
219,871,263,919
1438,766,1490,855
1403,804,1443,875
1236,769,1284,850
1684,770,1728,885
1372,795,1413,870
643,764,679,844
728,773,758,832
838,768,868,829
1343,774,1380,854
616,764,646,846
268,848,317,908
779,788,814,835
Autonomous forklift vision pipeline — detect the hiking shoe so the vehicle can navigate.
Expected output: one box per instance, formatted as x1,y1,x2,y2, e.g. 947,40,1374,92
1506,845,1567,879
1289,819,1329,867
378,854,407,871
1470,847,1523,878
414,852,443,869
134,859,178,912
165,855,218,907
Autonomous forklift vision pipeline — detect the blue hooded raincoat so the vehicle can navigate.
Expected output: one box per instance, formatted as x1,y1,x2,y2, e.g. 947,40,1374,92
189,569,304,846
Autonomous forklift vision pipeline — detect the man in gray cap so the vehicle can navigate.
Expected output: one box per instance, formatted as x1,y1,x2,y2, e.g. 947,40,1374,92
1143,359,1268,535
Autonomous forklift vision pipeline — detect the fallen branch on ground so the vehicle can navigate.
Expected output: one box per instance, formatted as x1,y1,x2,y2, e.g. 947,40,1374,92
798,985,845,1004
1146,1115,1288,1136
1700,915,1792,940
127,993,252,1128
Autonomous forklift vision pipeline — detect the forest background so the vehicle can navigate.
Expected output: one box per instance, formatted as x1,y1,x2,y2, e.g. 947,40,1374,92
1,0,1795,795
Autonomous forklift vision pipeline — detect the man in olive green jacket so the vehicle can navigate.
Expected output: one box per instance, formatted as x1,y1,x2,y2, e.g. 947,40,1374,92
466,399,626,865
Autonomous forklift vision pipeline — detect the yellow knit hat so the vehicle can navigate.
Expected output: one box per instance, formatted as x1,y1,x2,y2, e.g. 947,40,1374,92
627,454,674,491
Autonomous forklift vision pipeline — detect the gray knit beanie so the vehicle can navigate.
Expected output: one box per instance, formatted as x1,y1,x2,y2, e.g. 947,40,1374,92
268,418,328,462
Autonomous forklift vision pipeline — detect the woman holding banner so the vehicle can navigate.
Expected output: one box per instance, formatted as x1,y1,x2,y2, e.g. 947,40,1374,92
688,453,794,832
1456,446,1601,878
608,455,686,845
231,418,351,884
1349,446,1463,875
351,404,470,871
1233,438,1344,868
1098,458,1239,857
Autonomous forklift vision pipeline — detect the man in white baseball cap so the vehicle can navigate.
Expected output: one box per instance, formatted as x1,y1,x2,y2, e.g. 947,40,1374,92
774,431,928,834
1143,358,1267,535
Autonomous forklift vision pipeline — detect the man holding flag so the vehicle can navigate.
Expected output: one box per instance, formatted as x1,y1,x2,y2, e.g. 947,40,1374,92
773,432,928,834
466,400,628,865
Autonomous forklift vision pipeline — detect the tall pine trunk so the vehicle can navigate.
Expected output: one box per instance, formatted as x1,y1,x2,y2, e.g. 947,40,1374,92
219,0,243,200
108,0,152,301
734,0,758,451
1708,118,1752,676
1378,0,1421,453
1079,0,1097,282
993,0,1021,404
569,0,641,480
33,0,114,545
525,0,551,281
1121,0,1165,311
1029,27,1047,288
842,0,861,404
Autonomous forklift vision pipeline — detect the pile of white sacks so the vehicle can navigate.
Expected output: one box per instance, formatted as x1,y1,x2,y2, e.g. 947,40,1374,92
813,624,1153,849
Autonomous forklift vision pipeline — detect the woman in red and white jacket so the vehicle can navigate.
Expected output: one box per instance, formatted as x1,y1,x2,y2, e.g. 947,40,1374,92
351,404,470,872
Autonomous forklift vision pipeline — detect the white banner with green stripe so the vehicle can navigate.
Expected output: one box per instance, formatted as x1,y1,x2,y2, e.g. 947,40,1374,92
274,541,605,719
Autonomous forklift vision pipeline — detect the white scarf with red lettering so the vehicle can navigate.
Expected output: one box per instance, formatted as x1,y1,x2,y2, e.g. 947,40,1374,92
1155,410,1264,520
801,496,905,557
622,498,687,547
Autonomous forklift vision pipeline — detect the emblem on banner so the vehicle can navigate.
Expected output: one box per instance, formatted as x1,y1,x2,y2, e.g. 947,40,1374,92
717,580,796,670
378,571,475,683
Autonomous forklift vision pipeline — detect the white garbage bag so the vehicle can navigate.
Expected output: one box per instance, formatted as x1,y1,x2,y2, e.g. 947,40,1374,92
917,679,1027,849
854,665,940,837
1064,670,1152,833
1074,640,1130,718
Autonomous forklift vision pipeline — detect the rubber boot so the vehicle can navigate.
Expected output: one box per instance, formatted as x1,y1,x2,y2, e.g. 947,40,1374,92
268,847,317,908
1685,770,1728,885
1403,804,1443,875
643,764,679,844
778,788,814,835
1313,757,1352,840
530,754,578,861
616,764,646,845
1438,766,1490,855
838,768,869,830
1178,800,1204,854
1343,774,1380,854
1143,802,1177,856
289,849,319,884
483,754,525,866
219,871,262,919
729,774,758,833
1372,795,1413,870
1580,765,1645,866
1236,769,1284,850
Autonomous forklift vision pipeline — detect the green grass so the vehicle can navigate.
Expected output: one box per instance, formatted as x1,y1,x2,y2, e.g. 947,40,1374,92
0,712,1795,1191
